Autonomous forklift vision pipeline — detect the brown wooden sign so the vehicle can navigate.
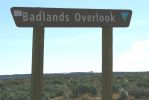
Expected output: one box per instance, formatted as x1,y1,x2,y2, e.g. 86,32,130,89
11,7,132,27
11,7,132,100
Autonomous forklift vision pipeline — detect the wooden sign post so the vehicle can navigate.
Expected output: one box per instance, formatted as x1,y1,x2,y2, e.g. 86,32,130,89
31,26,44,100
11,7,132,100
102,27,113,100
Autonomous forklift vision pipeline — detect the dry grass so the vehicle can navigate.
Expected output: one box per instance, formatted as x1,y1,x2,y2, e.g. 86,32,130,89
51,94,135,100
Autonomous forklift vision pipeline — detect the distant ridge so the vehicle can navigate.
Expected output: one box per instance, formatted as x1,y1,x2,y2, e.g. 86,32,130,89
0,74,31,80
0,72,149,80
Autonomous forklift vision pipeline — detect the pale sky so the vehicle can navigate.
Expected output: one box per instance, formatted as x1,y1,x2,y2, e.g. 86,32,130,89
0,0,149,75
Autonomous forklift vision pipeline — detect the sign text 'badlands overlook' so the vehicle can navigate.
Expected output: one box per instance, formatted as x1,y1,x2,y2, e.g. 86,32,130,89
11,7,132,27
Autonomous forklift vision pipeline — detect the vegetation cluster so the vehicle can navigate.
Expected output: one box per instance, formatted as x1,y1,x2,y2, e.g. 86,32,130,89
0,72,149,100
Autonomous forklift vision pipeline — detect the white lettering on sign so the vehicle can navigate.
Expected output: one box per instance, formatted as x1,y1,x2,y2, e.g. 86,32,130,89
22,11,70,22
74,13,115,23
14,10,116,23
